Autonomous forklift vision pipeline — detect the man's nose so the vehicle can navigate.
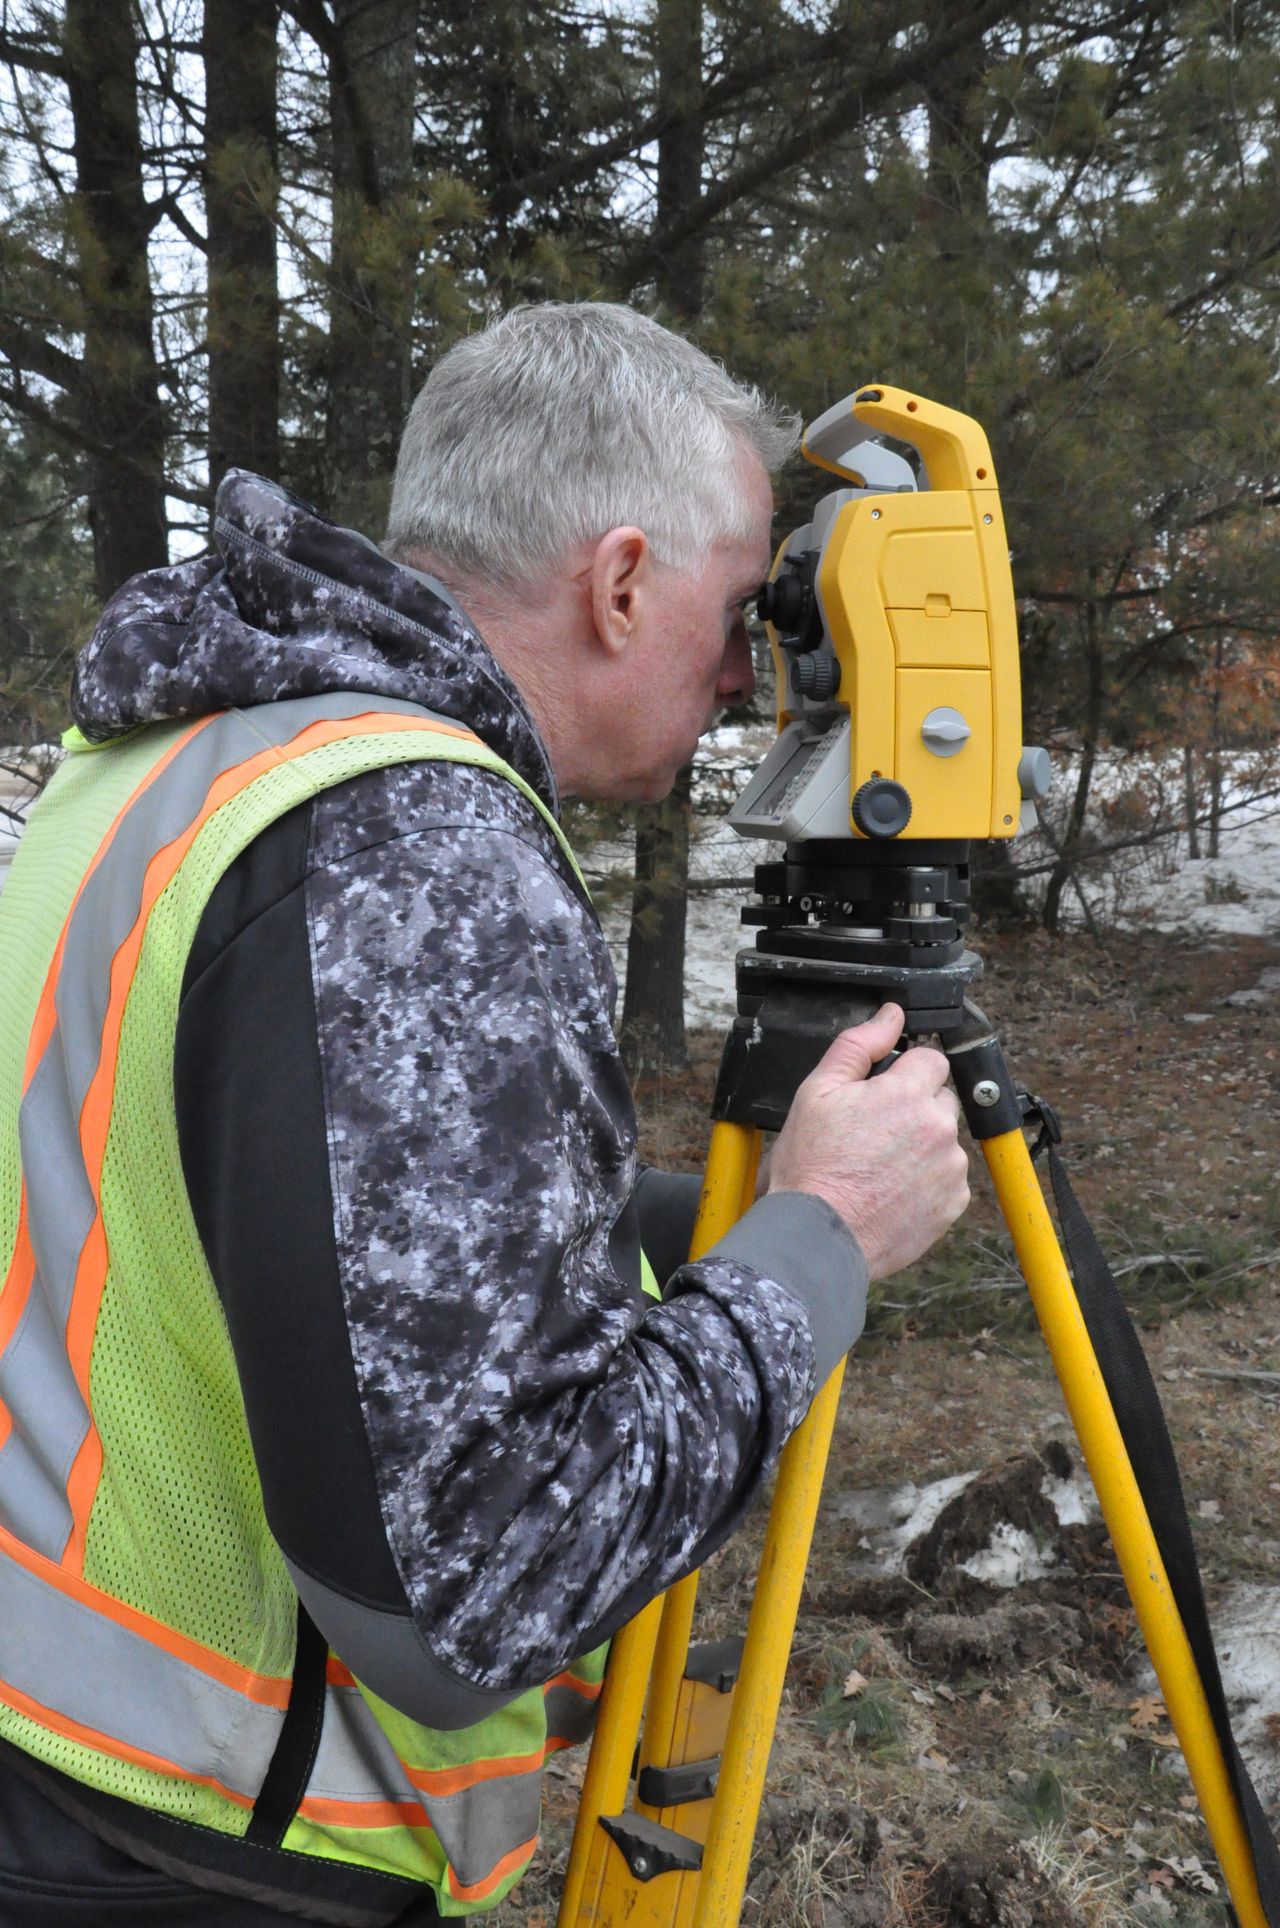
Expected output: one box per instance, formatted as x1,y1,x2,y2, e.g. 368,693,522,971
717,630,755,706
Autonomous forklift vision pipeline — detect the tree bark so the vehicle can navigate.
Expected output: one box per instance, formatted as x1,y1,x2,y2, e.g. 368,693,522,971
324,0,418,532
923,0,990,250
1182,744,1201,859
1043,600,1104,934
1208,636,1225,859
204,0,280,490
619,0,704,1077
64,0,169,599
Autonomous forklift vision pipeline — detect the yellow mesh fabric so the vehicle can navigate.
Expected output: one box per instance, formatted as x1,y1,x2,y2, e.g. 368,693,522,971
283,1815,450,1893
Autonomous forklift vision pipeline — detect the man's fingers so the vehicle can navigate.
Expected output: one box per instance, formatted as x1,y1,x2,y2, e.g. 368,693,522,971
879,1043,952,1095
814,1004,905,1083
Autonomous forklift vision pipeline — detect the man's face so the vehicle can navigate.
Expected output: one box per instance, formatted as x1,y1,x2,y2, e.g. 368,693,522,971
605,460,774,803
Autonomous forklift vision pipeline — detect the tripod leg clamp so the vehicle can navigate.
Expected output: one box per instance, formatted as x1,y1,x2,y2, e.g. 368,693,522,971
947,1033,1023,1138
599,1814,704,1882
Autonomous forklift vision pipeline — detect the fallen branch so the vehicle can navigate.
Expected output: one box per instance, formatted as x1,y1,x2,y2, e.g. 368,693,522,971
1189,1367,1280,1388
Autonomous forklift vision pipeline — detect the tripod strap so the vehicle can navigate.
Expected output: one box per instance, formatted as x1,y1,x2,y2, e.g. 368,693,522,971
1039,1136,1280,1918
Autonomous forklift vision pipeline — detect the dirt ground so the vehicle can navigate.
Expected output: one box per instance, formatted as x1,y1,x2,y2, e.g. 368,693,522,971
499,927,1280,1927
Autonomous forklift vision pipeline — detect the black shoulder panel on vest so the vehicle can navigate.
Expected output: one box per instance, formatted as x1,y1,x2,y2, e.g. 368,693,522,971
175,803,409,1612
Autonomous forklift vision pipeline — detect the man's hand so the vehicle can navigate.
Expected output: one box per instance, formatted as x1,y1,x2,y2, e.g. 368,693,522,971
765,1003,970,1281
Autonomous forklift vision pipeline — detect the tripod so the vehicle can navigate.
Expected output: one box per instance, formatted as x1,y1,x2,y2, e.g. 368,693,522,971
558,839,1275,1928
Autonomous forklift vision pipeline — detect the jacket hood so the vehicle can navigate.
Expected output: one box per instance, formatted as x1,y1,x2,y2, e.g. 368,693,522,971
70,470,557,807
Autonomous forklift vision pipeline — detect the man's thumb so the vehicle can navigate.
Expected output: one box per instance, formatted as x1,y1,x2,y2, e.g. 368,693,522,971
816,1004,906,1083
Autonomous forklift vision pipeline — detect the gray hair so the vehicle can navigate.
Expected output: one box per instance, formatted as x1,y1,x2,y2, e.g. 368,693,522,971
384,302,799,588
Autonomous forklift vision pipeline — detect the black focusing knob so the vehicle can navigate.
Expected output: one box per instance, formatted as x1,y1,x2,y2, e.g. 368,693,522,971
757,571,809,635
757,549,823,651
852,778,913,839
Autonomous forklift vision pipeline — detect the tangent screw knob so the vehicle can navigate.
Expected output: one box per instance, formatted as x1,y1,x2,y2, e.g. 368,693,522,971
793,653,841,700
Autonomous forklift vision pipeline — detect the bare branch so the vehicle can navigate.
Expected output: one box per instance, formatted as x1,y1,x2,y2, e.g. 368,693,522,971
0,315,83,395
0,26,65,78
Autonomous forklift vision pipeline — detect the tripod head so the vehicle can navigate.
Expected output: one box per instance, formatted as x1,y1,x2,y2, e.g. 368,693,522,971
715,388,1050,1123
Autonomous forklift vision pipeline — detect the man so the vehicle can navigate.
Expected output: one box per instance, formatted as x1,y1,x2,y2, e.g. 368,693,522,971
0,303,968,1925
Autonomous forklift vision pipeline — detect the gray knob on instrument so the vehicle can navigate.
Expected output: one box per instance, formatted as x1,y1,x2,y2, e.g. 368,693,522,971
793,653,842,700
1018,746,1052,799
921,707,971,758
852,779,912,838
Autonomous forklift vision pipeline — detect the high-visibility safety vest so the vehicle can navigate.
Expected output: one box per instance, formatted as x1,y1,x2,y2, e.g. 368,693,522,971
0,692,647,1919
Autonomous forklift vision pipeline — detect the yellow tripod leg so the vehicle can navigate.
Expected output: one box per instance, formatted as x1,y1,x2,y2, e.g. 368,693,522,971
558,1594,666,1926
984,1127,1266,1928
693,1360,846,1926
557,1123,760,1928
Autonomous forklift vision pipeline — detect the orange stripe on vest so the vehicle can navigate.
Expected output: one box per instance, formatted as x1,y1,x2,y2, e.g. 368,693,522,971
446,1832,540,1905
298,1793,433,1832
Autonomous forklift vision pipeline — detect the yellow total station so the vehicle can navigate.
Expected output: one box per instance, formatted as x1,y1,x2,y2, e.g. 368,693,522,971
754,384,1028,844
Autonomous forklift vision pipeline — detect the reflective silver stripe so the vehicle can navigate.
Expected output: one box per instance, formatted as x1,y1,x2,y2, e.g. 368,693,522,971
0,1275,82,1555
310,1682,420,1808
288,1680,547,1886
311,1682,545,1888
0,1557,552,1859
0,696,451,1558
544,1681,599,1748
0,1538,284,1792
423,1766,542,1891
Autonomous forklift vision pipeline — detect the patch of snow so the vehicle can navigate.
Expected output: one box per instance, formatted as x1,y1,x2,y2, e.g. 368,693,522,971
959,1521,1059,1587
833,1465,1096,1583
1042,1472,1092,1527
1134,1582,1280,1804
834,1472,976,1573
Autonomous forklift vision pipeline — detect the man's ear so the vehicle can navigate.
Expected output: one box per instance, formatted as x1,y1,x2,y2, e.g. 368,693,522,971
588,526,649,658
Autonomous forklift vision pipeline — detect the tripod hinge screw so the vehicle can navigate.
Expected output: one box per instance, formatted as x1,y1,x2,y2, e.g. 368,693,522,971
972,1079,1002,1108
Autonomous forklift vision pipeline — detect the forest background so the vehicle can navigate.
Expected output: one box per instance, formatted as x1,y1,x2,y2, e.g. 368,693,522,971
2,0,1280,1072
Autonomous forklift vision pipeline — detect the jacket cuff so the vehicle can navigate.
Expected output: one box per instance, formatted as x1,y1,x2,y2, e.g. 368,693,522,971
705,1191,869,1386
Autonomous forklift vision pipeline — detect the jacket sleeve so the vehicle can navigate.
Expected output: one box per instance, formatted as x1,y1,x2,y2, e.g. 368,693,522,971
176,768,868,1729
632,1166,703,1284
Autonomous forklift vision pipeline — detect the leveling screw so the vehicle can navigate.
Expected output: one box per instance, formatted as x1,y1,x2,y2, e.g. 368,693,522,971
972,1080,1002,1107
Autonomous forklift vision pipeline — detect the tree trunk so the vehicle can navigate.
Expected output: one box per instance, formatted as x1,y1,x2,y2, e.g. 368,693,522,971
1182,743,1201,858
204,0,280,490
325,0,418,532
64,0,169,599
1208,636,1225,859
1042,600,1104,934
620,0,704,1077
923,0,990,255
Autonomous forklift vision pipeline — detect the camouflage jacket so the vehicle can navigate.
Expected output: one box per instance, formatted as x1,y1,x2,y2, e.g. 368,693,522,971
69,472,868,1721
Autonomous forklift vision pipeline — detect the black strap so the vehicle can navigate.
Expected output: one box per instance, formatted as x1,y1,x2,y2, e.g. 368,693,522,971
245,1601,329,1846
1037,1131,1280,1920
